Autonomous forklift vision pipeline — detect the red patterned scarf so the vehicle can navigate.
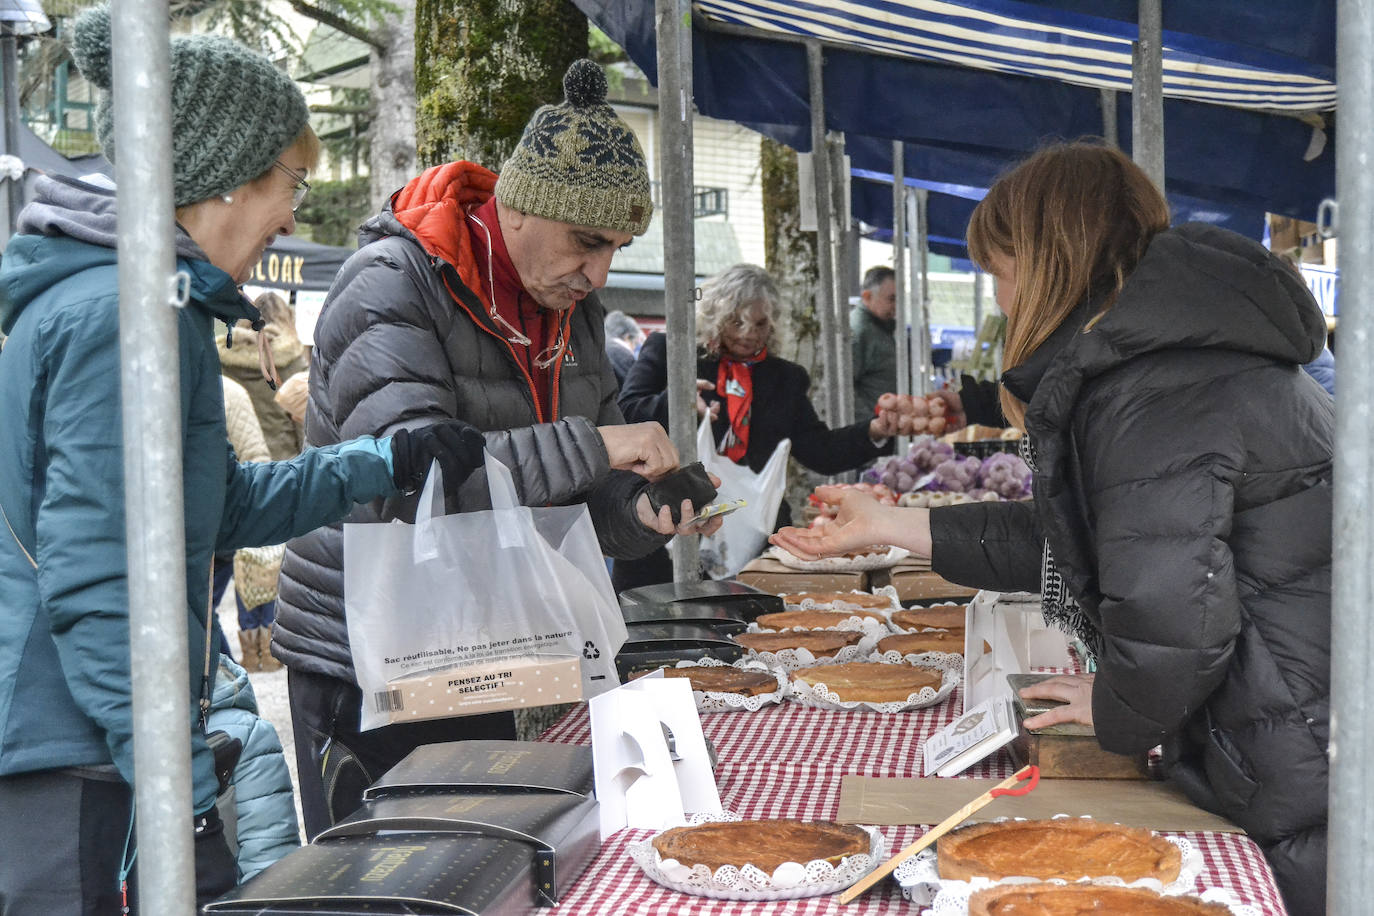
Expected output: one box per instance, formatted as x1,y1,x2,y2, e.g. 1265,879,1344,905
716,348,766,461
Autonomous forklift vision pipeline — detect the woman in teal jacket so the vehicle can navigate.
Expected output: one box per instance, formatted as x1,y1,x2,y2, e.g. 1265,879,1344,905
0,10,483,913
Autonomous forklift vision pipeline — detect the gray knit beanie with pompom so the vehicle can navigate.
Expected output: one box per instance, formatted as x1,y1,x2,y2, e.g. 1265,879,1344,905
70,6,310,207
494,59,653,236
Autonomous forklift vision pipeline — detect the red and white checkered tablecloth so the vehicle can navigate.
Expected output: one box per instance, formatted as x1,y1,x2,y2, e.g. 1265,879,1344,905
538,687,1289,915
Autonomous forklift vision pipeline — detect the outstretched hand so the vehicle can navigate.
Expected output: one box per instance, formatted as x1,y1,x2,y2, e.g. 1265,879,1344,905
1019,674,1095,730
770,486,931,560
389,420,486,507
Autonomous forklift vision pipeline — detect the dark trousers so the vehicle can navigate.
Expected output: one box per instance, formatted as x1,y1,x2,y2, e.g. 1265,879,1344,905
0,769,235,914
287,668,516,841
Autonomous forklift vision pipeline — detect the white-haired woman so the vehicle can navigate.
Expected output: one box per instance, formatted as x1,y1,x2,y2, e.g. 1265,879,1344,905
615,263,900,588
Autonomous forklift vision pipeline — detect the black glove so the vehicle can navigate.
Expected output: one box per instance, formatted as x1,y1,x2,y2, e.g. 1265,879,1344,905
390,421,487,505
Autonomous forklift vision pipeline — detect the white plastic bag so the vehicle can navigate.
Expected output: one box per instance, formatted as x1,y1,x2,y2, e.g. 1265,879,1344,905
345,453,627,730
693,417,790,579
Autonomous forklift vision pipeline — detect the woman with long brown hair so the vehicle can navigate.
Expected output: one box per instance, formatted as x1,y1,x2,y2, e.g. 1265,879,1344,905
773,142,1331,914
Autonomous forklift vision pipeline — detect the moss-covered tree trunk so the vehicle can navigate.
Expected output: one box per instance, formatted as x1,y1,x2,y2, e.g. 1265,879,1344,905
414,0,589,171
370,0,417,210
413,0,587,740
761,136,825,524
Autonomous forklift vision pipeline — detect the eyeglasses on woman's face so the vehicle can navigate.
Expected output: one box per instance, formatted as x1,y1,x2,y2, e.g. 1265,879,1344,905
272,160,311,211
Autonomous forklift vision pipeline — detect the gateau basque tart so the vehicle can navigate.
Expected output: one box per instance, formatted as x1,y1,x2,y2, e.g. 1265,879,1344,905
966,882,1231,915
877,629,964,656
651,819,870,873
891,606,967,631
660,666,779,696
755,609,887,630
938,818,1182,883
780,591,895,609
735,630,864,657
790,662,943,703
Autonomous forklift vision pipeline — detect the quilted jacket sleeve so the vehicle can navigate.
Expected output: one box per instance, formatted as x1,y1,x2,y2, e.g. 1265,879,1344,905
928,499,1043,593
1073,406,1245,755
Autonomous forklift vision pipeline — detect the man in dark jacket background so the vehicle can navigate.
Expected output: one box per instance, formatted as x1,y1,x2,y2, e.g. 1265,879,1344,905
274,59,717,838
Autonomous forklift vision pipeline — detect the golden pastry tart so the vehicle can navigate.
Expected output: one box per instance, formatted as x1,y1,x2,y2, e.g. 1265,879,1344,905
891,606,967,631
967,882,1230,915
661,666,779,696
877,629,964,656
735,630,865,657
790,662,943,703
755,609,887,630
651,819,870,873
780,590,894,609
938,819,1182,883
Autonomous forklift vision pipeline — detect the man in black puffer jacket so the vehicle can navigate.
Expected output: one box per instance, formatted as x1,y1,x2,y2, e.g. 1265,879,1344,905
274,60,712,839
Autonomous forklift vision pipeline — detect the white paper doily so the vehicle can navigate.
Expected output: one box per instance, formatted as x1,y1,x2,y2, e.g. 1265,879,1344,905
919,881,1259,916
895,815,1206,907
738,633,883,671
871,647,964,673
781,585,902,612
768,544,910,572
889,601,968,633
670,658,788,713
788,665,959,713
747,612,891,637
628,811,887,900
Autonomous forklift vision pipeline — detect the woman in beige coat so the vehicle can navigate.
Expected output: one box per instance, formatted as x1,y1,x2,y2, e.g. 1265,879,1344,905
219,377,285,672
218,291,309,460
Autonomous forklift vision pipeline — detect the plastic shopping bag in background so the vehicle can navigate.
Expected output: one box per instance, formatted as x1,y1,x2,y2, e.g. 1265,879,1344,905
693,417,790,580
345,453,627,731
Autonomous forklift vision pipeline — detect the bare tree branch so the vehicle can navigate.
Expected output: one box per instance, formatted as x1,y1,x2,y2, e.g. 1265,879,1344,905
289,0,384,50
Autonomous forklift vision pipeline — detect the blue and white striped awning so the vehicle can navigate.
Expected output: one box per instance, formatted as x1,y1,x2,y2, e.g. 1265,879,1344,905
696,0,1337,112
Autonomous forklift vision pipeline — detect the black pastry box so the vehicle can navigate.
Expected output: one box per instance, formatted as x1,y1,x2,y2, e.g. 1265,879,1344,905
616,578,784,620
205,742,598,914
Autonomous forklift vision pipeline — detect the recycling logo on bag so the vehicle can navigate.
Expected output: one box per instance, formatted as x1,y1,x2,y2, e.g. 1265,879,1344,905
582,641,601,660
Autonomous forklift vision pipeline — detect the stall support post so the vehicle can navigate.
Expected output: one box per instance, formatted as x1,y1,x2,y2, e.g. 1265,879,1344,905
807,41,841,429
1329,1,1374,910
892,143,910,400
655,0,699,581
973,271,984,354
1,32,21,235
912,189,932,395
112,0,196,910
829,131,855,427
1099,88,1118,150
1131,0,1165,192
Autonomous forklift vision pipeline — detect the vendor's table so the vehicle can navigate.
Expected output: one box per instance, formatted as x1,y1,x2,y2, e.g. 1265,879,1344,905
537,686,1288,915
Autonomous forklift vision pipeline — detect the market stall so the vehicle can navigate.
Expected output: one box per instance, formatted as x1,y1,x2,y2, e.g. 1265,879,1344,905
535,679,1287,914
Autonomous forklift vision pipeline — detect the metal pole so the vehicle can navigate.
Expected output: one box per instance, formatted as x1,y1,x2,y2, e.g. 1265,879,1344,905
829,131,854,427
1099,87,1118,149
892,143,910,455
892,143,910,399
111,0,195,911
1329,1,1374,909
807,41,841,427
1131,0,1165,192
972,271,984,361
655,0,699,580
913,189,933,395
2,33,23,236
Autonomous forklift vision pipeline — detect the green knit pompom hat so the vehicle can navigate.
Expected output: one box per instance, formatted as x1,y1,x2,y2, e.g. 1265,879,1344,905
70,6,310,208
495,59,653,236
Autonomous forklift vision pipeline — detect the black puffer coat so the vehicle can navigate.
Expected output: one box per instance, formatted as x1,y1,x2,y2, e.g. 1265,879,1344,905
931,224,1331,915
274,164,668,682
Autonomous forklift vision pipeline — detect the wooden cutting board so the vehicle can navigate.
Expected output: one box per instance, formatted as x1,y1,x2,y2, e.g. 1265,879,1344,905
837,775,1242,832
